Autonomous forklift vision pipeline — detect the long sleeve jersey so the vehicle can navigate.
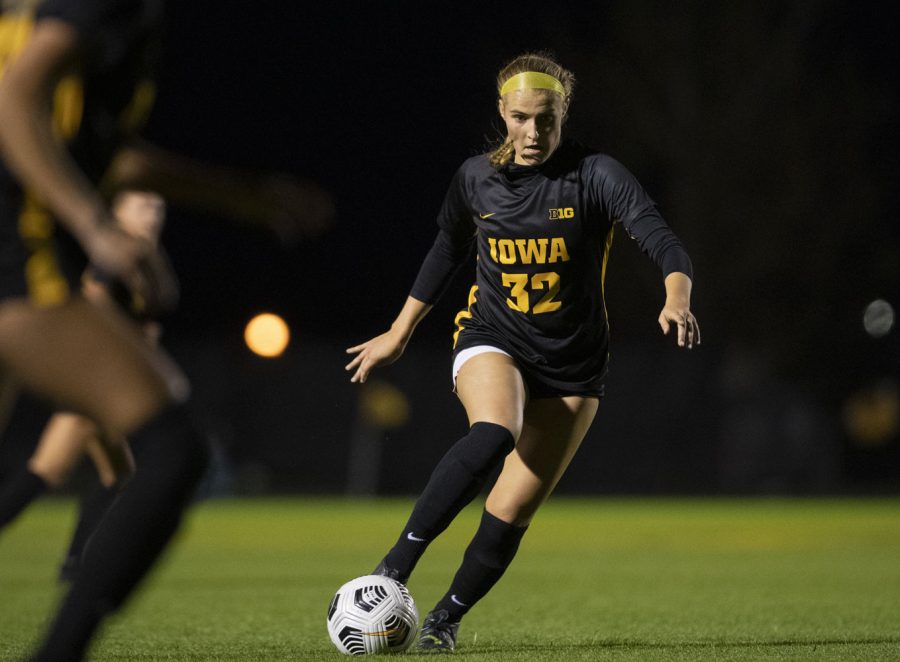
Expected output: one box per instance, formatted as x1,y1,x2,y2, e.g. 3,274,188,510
410,138,692,393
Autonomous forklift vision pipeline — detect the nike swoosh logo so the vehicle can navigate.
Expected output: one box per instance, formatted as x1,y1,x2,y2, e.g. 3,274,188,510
479,212,495,219
450,594,469,607
407,532,426,542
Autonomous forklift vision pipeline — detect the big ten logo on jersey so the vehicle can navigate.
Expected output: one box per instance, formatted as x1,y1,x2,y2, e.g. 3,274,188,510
549,207,575,220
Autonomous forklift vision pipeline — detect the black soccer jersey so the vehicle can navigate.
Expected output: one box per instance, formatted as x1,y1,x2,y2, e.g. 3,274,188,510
0,0,162,305
411,139,693,394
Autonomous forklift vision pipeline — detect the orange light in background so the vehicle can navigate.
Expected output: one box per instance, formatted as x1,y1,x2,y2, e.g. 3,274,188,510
244,313,290,358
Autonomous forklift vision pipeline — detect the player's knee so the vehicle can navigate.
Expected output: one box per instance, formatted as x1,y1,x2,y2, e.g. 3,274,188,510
104,373,190,436
26,457,70,488
485,488,543,527
451,421,516,480
472,412,523,442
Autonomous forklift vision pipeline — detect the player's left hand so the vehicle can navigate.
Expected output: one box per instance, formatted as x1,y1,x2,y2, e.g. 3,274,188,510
658,304,700,349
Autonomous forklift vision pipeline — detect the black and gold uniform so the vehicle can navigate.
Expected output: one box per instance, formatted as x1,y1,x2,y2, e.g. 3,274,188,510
411,138,693,397
0,0,161,306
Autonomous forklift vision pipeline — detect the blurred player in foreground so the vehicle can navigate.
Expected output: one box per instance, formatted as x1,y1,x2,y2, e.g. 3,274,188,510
0,190,166,582
346,52,700,652
0,1,331,659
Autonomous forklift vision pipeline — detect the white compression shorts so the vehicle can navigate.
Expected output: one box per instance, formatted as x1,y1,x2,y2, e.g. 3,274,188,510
451,345,513,387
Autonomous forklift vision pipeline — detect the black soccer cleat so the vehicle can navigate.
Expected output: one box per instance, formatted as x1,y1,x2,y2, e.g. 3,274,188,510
372,559,409,585
416,609,459,653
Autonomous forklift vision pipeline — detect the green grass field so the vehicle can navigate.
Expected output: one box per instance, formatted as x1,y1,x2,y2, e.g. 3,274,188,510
1,497,899,661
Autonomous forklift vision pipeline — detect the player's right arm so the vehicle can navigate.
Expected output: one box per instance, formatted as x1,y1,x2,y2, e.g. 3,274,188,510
345,296,432,384
0,18,144,276
0,17,177,313
345,167,475,384
344,226,471,383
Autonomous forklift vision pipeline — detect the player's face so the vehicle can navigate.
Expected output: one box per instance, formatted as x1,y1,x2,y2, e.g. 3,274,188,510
499,88,565,166
113,191,166,244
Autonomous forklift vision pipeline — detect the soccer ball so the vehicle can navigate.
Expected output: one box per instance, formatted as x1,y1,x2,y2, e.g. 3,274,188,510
326,575,419,655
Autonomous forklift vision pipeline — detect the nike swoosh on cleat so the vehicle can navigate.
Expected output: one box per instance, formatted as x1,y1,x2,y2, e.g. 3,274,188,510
407,532,427,542
479,212,495,219
450,594,469,607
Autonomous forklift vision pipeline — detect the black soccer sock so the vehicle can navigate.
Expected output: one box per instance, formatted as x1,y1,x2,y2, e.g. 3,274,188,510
31,403,209,662
433,509,527,622
58,482,122,583
381,422,515,581
0,467,48,529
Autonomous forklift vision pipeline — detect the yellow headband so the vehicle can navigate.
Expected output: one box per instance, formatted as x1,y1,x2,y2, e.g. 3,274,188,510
499,71,566,97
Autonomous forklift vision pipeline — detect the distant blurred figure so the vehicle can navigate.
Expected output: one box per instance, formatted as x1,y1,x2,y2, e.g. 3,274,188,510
0,1,331,660
0,190,168,582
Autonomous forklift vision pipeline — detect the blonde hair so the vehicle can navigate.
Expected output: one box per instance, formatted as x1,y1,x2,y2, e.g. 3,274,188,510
489,52,576,169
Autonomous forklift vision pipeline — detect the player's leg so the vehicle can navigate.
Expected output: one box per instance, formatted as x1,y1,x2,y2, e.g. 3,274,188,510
0,297,184,430
0,412,101,531
29,414,114,486
0,296,208,662
0,464,47,529
0,374,35,530
484,395,598,526
84,428,134,488
419,395,598,652
0,372,17,437
0,296,165,534
2,409,135,579
58,433,136,583
375,352,524,583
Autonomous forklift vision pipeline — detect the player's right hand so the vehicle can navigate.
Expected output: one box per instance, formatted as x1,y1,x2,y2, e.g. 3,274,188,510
345,330,409,384
82,221,179,316
82,220,147,277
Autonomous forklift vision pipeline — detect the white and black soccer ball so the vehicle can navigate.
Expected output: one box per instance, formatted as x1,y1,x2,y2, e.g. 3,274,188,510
326,575,418,655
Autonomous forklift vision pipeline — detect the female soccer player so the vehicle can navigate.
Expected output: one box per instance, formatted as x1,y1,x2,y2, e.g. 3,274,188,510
0,1,329,659
0,3,207,660
345,52,700,653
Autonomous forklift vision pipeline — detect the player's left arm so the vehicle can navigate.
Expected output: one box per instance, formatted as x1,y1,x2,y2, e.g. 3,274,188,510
592,155,700,348
104,140,335,245
658,271,699,349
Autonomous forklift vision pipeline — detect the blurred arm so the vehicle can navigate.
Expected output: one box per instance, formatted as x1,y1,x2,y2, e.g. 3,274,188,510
0,18,149,279
106,141,335,244
0,19,104,242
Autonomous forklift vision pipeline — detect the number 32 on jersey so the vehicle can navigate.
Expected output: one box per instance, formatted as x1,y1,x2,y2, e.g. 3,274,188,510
502,272,561,314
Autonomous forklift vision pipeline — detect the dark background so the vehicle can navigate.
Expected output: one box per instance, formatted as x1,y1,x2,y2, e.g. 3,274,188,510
3,0,899,496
